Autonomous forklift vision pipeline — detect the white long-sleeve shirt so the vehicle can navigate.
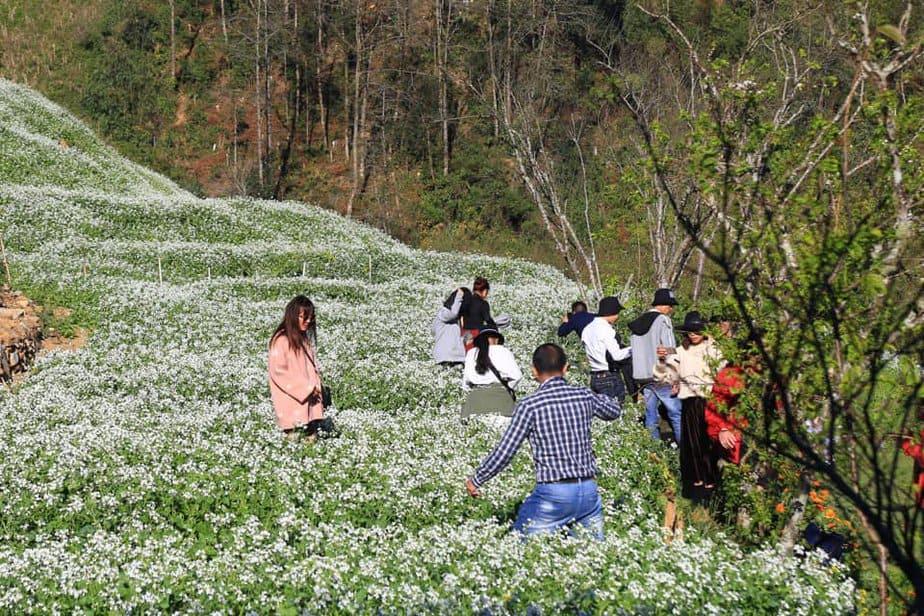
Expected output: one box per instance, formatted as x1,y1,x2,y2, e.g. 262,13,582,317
581,317,631,372
462,345,523,391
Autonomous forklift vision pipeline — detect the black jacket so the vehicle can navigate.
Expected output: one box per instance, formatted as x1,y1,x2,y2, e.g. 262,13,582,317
458,295,496,330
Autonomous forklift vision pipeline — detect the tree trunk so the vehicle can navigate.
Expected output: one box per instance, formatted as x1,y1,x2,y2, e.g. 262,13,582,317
274,95,298,199
169,0,177,85
504,0,512,122
359,57,369,192
316,0,329,151
780,471,812,557
692,248,706,301
263,0,272,157
0,235,12,288
292,0,301,137
274,0,299,199
343,60,350,162
220,0,228,43
346,1,363,217
254,0,264,188
486,0,499,138
435,0,452,175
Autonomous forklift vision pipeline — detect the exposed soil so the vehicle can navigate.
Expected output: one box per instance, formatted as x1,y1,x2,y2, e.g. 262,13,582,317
0,288,87,384
42,307,89,354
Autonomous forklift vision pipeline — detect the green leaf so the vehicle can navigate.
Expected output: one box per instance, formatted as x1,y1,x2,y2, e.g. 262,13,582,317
877,24,906,46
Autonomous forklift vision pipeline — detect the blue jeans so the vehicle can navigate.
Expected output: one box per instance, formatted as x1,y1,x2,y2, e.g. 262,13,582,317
590,371,626,404
513,479,604,540
643,383,682,442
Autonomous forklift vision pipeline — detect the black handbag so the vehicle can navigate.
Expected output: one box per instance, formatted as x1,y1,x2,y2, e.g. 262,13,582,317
306,349,333,410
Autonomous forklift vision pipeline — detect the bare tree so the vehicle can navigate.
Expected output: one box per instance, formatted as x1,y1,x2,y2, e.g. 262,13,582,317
168,0,177,85
315,0,331,152
433,0,457,175
480,0,605,298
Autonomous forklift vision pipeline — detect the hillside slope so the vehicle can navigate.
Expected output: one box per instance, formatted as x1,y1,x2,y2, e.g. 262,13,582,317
0,80,855,614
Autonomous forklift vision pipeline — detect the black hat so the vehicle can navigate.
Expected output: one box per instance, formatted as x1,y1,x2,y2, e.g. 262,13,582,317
597,296,625,317
474,327,505,345
652,288,679,306
676,311,709,333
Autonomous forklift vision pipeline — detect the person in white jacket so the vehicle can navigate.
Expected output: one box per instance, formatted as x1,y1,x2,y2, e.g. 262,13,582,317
461,327,522,420
655,311,725,502
581,296,631,403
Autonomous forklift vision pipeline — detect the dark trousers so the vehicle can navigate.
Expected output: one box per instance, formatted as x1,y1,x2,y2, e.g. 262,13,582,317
680,396,717,497
590,371,626,404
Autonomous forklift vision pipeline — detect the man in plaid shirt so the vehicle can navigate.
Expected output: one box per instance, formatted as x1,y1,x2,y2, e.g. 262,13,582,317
465,343,622,539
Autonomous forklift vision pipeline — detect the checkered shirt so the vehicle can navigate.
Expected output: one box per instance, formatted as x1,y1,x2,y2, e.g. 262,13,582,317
471,376,622,487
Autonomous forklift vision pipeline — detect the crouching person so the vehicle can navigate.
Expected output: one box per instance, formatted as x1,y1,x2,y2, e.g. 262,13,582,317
465,343,622,540
461,327,522,420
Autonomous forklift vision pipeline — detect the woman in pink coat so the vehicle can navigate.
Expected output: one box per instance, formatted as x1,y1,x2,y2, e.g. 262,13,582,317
268,296,324,441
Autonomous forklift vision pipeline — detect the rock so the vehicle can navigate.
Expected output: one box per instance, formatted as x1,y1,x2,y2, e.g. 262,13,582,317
0,308,25,320
0,288,43,381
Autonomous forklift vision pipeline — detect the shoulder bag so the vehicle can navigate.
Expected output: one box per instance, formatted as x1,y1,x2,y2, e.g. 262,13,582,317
486,359,517,402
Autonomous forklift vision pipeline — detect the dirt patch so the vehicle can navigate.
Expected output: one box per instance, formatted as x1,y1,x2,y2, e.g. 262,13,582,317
173,92,190,128
41,327,89,354
0,287,88,384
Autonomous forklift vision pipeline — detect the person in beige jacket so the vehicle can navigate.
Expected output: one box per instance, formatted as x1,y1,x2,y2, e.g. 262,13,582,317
268,295,324,441
655,311,725,502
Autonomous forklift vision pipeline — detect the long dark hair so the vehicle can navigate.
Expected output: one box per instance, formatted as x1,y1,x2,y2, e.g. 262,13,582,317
270,295,316,354
444,287,472,321
474,331,499,375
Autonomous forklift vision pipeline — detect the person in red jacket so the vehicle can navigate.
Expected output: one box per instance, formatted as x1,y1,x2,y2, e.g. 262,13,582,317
901,427,924,509
704,365,749,464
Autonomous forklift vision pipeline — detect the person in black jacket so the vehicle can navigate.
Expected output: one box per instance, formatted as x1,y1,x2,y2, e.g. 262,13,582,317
459,276,496,351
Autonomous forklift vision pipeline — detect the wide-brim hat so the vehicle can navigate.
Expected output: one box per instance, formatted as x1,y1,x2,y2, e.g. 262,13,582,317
652,288,679,306
474,327,505,345
676,310,709,333
597,296,625,317
494,313,512,328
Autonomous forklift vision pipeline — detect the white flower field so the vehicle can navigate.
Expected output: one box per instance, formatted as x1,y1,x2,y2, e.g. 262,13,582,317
0,79,856,613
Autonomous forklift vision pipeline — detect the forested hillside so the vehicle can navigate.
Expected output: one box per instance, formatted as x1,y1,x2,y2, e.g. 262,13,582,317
5,0,917,293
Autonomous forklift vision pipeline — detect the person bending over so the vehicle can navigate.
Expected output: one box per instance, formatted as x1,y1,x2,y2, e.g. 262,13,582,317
432,287,471,366
460,327,522,420
557,300,595,338
465,343,622,540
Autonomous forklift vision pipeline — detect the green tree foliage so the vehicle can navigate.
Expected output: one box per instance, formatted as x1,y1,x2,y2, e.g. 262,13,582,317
79,4,175,162
613,2,924,611
419,141,532,232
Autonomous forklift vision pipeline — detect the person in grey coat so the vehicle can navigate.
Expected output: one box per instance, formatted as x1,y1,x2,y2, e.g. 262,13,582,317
433,288,470,366
629,288,682,443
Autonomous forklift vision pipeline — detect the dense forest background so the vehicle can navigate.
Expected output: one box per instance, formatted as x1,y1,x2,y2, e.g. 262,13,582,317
3,0,920,296
7,0,910,296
